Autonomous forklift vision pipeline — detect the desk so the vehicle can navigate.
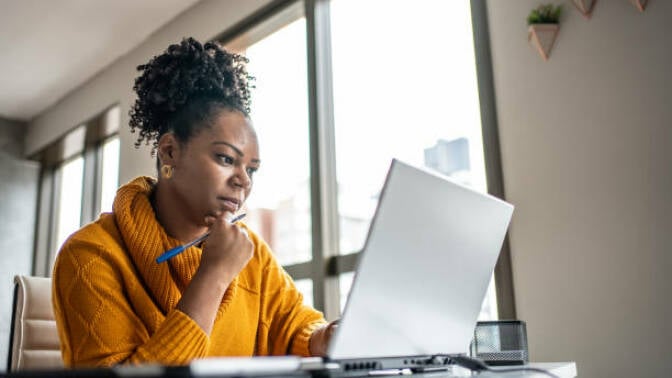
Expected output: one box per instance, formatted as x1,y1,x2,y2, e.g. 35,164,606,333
448,362,576,377
2,362,576,378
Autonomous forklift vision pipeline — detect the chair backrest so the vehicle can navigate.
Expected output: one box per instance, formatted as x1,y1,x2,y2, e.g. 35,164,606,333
7,275,63,371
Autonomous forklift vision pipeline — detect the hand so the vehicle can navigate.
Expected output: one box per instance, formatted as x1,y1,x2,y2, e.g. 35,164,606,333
175,215,253,334
309,320,339,356
199,214,254,284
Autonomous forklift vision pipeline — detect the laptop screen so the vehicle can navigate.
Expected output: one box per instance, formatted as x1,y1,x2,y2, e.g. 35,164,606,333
327,159,513,360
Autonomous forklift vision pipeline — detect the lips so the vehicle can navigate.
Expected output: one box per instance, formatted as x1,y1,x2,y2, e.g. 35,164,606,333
218,196,241,213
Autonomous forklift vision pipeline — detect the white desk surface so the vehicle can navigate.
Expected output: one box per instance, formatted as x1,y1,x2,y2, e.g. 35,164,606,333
447,362,576,377
189,357,576,378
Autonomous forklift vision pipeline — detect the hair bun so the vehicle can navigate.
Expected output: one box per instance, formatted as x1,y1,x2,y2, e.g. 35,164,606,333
129,37,253,150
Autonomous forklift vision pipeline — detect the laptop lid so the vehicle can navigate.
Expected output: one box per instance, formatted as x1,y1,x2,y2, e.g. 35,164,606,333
327,159,514,360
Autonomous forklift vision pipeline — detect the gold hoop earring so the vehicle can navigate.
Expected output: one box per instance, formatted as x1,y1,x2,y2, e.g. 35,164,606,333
160,164,173,179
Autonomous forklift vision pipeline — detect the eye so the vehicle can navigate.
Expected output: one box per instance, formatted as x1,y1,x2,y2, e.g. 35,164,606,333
217,154,234,165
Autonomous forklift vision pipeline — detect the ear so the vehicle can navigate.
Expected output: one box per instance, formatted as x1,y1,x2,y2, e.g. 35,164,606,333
157,133,181,167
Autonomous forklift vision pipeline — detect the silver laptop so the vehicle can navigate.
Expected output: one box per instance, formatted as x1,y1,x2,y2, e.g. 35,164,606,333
327,159,514,361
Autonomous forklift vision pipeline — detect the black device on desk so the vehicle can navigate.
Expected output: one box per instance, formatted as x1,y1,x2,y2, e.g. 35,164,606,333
470,320,529,366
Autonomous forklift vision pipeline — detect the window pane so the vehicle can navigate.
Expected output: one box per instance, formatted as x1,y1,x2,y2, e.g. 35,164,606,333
331,0,497,318
55,156,84,252
99,136,120,213
293,278,314,308
241,18,313,266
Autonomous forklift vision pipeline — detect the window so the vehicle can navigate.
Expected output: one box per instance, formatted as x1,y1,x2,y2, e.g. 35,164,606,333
329,0,497,320
99,136,120,213
215,0,512,320
54,155,84,251
33,106,121,276
224,4,319,272
242,17,313,267
294,278,314,308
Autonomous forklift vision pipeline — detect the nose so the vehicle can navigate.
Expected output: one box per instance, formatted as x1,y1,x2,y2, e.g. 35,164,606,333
232,165,252,189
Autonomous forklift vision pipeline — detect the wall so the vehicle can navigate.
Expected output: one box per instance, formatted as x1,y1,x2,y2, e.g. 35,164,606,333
0,118,25,156
486,1,671,377
25,0,272,183
0,117,39,371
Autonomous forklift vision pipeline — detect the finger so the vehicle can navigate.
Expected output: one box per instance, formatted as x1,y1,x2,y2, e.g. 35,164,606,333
204,215,217,226
327,323,338,336
213,214,233,229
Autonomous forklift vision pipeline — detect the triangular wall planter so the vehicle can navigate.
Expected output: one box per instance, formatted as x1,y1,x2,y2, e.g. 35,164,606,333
630,0,647,12
528,24,559,61
572,0,597,19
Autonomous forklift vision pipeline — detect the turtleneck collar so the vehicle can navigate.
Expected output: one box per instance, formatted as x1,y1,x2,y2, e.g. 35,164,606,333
113,176,237,315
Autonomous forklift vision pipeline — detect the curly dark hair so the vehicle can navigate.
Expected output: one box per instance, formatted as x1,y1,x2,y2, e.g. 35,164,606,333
129,37,254,151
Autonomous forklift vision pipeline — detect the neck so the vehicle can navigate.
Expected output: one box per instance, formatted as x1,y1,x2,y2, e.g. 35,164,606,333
153,181,207,243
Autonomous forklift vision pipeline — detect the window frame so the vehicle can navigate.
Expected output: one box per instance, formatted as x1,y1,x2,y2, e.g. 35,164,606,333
469,0,516,319
213,0,515,320
32,106,121,277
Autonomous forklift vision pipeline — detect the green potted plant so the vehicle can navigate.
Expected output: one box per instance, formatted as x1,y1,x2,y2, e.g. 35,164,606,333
527,4,562,61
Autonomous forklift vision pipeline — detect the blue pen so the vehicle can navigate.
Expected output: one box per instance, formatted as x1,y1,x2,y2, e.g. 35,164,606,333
155,213,247,263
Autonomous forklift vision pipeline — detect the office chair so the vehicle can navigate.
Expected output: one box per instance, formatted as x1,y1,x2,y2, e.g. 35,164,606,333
7,275,63,371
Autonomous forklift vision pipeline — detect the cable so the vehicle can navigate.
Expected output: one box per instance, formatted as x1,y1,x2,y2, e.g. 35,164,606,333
448,355,561,378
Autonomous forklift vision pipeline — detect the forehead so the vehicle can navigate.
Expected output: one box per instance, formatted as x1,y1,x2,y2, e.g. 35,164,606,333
193,110,258,151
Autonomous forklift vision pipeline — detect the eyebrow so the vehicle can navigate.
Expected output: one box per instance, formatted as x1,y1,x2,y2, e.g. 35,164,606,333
213,141,261,164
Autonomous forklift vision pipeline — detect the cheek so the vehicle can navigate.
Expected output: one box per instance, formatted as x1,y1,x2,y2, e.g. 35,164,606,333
176,159,217,195
215,166,236,184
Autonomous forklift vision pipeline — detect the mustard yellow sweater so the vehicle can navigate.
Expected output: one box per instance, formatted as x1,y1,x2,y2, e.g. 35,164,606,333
52,177,325,367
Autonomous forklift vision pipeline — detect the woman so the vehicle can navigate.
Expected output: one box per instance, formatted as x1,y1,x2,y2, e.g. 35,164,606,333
52,38,334,367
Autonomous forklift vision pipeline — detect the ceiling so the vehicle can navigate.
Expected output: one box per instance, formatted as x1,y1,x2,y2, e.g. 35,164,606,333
0,0,201,122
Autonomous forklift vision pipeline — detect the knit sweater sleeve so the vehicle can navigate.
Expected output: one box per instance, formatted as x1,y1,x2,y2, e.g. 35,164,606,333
256,240,327,356
52,238,209,367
